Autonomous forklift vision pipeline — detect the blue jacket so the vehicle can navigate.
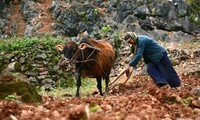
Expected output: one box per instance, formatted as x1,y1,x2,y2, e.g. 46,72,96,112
129,35,166,67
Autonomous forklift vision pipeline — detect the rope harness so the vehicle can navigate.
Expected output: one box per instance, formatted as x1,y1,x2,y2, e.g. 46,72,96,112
59,43,110,77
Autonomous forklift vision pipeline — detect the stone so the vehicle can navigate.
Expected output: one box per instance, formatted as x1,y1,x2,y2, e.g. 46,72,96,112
0,76,42,103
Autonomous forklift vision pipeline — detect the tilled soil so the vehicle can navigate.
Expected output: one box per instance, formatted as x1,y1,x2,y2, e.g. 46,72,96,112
0,74,200,120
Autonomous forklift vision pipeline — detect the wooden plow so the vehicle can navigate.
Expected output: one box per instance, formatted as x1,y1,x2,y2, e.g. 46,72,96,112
109,67,134,88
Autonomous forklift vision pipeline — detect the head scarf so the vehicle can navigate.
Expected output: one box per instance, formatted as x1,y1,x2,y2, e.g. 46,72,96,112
124,32,138,55
125,32,137,43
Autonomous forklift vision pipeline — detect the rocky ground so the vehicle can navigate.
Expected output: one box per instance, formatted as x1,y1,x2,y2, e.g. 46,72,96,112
0,75,199,120
0,41,200,120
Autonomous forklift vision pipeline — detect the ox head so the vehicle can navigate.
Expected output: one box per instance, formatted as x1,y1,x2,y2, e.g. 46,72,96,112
63,41,79,60
56,41,82,61
55,40,100,71
55,41,78,71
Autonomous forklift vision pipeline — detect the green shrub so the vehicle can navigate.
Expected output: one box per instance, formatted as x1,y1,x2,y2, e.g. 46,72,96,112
0,37,64,52
186,0,200,25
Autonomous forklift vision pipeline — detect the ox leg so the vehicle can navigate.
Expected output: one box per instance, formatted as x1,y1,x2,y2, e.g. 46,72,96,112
105,77,110,95
75,72,81,97
96,77,103,96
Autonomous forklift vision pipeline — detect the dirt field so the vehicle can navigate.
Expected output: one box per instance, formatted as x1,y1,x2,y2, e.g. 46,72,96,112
0,73,200,120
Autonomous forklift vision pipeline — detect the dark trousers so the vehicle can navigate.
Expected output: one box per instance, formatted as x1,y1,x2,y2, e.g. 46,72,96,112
147,52,181,87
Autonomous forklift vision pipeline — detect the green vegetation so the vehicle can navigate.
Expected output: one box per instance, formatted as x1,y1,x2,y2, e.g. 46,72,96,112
186,0,200,12
180,97,193,107
0,36,73,91
150,8,156,16
0,37,64,52
101,25,111,33
189,13,200,24
89,104,101,112
98,25,112,38
177,10,187,18
40,78,100,98
100,26,123,51
111,30,123,59
112,30,123,50
0,37,64,73
162,95,194,107
54,73,76,88
79,7,100,23
5,94,17,100
186,0,200,24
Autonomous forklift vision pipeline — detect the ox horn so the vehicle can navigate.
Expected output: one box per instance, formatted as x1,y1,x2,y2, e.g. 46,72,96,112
55,44,63,52
78,43,101,52
78,43,88,50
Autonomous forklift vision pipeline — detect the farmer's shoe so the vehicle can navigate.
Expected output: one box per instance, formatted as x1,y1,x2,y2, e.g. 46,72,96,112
156,83,167,88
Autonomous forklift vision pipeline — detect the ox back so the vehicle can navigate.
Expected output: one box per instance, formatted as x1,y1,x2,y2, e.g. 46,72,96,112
78,38,115,78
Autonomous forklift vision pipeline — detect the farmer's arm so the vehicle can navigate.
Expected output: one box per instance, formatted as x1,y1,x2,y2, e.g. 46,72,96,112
126,38,148,76
129,42,145,67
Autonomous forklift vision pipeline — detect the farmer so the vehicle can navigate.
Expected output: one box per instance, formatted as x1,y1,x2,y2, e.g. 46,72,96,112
124,32,181,88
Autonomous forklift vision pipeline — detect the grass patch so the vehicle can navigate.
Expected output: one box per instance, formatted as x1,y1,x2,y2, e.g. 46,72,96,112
39,78,106,98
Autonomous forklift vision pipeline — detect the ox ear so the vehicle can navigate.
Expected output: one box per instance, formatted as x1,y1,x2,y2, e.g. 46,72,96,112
55,44,63,52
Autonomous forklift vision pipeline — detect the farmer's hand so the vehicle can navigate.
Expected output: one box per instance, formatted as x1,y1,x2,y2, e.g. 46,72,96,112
125,66,134,77
125,66,129,77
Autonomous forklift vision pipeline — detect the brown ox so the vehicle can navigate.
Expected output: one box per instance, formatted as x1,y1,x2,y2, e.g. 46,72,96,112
56,37,115,97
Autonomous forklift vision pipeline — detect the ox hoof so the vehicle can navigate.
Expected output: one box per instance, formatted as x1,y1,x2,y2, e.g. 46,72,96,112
75,94,80,98
92,91,98,96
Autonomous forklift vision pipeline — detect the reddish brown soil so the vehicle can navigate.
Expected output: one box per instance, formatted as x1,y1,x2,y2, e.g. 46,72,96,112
9,2,26,37
0,74,199,120
36,0,53,33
